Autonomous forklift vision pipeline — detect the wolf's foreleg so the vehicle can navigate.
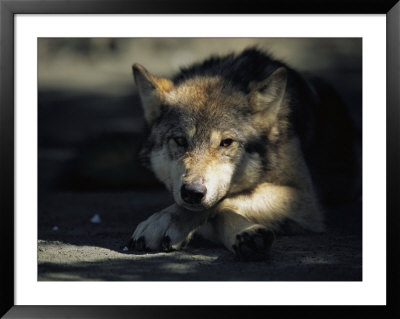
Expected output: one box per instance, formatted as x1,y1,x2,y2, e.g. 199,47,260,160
221,183,324,233
129,204,209,251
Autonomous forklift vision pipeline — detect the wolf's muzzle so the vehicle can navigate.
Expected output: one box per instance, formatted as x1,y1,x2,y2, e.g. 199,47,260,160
181,181,207,205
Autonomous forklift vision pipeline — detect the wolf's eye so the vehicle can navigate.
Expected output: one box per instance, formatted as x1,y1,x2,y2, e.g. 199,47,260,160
174,137,187,147
220,138,233,147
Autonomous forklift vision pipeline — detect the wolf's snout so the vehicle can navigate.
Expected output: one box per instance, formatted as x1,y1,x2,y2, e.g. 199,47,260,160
180,181,207,205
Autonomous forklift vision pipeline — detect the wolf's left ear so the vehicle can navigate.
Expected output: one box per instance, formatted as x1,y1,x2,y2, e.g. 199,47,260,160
132,64,174,125
248,67,287,117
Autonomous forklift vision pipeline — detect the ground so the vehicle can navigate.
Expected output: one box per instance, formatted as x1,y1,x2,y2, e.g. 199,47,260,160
38,187,362,281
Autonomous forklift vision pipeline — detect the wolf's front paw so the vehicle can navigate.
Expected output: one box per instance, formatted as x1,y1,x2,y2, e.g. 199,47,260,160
128,210,188,252
232,225,275,261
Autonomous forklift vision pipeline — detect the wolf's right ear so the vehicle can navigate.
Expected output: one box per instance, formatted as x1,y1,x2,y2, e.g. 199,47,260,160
132,64,174,125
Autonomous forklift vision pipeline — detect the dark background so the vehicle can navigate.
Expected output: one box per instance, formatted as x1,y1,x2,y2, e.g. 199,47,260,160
38,38,362,281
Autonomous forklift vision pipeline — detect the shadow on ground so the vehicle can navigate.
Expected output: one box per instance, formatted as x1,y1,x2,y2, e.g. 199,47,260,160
39,250,361,281
38,188,361,281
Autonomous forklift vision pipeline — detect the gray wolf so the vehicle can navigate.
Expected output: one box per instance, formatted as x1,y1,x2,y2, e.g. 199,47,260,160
128,48,360,261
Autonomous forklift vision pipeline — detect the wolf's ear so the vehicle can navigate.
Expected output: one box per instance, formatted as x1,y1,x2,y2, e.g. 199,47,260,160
132,64,174,125
248,67,287,118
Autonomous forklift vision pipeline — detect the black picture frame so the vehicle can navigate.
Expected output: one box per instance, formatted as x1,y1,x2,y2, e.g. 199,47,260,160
1,0,399,318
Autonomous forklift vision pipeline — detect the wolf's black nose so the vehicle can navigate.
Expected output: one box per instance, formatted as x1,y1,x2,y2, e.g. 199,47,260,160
181,182,207,204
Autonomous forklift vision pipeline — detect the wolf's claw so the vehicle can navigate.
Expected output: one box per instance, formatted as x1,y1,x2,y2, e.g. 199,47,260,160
161,236,172,251
135,236,146,250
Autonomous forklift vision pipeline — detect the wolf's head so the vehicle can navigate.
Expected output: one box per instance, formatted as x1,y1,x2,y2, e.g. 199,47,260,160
132,63,288,211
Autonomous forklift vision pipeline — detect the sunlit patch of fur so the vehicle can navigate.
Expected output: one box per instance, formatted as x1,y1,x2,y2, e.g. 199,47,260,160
202,160,235,208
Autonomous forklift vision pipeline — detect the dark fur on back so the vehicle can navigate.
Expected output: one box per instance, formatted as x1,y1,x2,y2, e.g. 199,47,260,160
174,48,282,92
